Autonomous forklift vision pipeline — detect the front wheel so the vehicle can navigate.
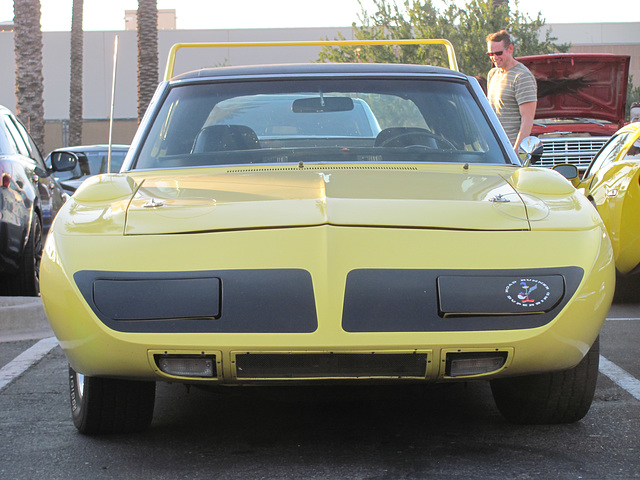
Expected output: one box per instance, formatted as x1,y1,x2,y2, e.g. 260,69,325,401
490,337,600,424
69,366,156,434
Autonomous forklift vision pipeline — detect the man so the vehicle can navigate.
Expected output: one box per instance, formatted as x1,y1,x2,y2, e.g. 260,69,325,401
630,102,640,123
486,30,537,153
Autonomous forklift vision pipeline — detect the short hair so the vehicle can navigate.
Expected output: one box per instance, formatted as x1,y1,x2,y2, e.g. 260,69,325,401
486,30,512,47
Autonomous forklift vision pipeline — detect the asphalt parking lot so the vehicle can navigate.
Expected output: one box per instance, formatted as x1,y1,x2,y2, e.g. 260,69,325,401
1,278,639,479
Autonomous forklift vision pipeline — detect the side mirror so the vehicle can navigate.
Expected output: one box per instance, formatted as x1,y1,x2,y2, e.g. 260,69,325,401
518,136,544,167
50,152,78,172
553,163,579,181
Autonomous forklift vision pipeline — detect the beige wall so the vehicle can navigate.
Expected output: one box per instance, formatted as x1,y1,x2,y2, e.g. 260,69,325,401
43,119,138,155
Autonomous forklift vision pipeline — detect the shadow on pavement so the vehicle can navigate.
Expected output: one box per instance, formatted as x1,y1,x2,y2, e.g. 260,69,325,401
612,273,640,304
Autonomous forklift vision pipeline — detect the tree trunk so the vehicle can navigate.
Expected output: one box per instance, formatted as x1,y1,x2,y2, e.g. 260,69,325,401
69,0,84,146
137,0,158,125
13,0,45,150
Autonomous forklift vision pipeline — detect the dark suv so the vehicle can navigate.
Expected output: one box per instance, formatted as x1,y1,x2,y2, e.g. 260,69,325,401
0,105,67,295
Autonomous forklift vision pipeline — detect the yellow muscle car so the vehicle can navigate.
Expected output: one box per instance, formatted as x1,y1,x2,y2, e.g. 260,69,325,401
40,41,615,433
575,122,640,274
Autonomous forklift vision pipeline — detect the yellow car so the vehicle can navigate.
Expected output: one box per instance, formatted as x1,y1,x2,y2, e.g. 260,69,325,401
41,41,615,433
574,122,640,274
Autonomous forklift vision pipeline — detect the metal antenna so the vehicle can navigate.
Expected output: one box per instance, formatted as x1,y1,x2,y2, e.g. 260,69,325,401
107,35,119,174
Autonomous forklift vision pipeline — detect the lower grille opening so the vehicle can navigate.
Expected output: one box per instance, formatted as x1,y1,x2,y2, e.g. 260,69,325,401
235,353,428,379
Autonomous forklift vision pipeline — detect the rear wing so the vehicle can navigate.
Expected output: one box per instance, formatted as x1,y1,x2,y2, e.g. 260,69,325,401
164,39,459,81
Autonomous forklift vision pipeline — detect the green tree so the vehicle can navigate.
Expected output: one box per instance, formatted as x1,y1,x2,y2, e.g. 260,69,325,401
317,0,568,77
13,0,45,149
68,0,83,146
137,0,158,124
627,75,640,121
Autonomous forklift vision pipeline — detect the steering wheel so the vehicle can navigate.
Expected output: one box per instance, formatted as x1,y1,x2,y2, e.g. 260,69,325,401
378,130,456,150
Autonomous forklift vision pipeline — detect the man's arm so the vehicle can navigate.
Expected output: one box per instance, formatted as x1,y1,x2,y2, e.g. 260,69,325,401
514,101,537,153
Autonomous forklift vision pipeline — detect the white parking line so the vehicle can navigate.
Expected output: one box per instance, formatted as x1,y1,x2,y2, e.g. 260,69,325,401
606,317,640,321
599,355,640,401
0,336,59,393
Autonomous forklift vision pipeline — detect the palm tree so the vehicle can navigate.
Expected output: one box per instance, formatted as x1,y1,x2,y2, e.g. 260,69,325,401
13,0,45,150
69,0,83,146
137,0,158,124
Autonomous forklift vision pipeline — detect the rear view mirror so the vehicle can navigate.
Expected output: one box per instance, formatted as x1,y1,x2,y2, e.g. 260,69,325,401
292,97,354,113
553,163,579,180
50,152,78,172
518,136,544,167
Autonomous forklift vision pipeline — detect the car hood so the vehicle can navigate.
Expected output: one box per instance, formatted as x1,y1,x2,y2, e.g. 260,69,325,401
115,167,537,234
517,54,630,126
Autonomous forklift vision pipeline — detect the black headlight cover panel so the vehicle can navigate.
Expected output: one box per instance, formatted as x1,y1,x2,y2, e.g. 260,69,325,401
74,269,318,333
342,267,582,332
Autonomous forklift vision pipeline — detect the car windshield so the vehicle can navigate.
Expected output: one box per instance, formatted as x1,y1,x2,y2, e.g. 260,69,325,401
134,77,506,170
53,149,129,181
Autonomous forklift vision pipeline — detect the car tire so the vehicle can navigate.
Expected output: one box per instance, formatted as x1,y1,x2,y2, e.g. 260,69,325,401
490,337,599,424
69,365,156,434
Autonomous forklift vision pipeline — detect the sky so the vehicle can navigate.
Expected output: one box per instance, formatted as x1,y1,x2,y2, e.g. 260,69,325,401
0,0,638,31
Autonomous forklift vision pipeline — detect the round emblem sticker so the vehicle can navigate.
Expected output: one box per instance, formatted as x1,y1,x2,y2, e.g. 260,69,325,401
505,278,551,308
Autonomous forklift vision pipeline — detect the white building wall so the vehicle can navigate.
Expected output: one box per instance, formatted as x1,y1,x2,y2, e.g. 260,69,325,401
0,22,636,152
544,22,639,46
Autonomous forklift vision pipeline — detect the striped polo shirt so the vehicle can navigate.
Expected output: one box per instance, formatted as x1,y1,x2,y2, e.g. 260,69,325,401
487,62,537,144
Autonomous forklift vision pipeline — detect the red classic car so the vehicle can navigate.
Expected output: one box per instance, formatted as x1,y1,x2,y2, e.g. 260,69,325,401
518,53,630,172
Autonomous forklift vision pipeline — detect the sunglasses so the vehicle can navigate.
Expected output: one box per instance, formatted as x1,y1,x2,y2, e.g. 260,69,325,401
486,50,504,57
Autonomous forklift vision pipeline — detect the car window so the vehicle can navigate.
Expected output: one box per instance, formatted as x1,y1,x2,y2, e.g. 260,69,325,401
584,132,631,180
134,78,504,170
11,116,44,164
0,115,18,155
2,115,30,157
622,135,640,160
205,95,383,138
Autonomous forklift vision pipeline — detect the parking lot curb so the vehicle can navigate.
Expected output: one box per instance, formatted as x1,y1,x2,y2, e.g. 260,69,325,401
0,297,54,341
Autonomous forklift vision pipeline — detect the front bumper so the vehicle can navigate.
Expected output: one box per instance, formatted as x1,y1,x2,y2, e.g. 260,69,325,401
40,224,614,384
